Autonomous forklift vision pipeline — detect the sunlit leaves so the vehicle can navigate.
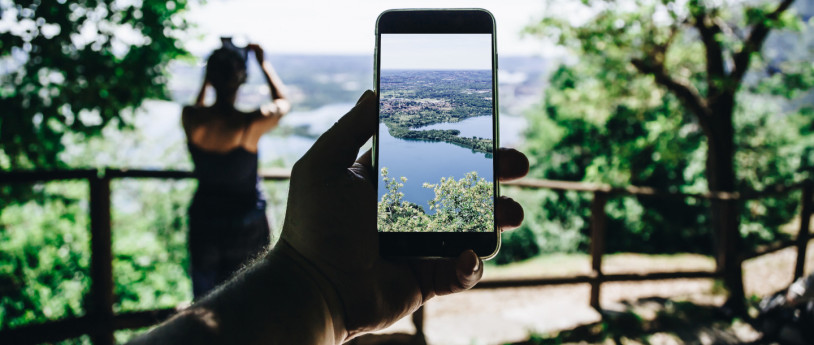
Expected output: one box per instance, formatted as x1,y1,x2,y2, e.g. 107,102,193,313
519,0,812,255
0,179,196,333
0,0,193,169
0,182,90,330
378,168,494,233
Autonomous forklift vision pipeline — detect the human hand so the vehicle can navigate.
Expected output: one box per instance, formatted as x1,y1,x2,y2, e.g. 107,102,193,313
248,43,264,62
279,90,528,340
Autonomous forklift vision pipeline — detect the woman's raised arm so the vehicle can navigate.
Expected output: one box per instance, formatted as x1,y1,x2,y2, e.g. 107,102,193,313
249,44,291,117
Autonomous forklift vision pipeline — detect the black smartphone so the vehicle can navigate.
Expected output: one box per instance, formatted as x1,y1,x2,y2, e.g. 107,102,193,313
374,9,499,258
219,36,249,64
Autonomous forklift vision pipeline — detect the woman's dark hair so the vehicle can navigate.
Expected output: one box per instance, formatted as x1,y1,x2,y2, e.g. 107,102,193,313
206,48,247,95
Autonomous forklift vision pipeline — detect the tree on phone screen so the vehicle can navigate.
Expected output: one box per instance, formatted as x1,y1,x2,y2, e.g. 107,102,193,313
379,168,493,232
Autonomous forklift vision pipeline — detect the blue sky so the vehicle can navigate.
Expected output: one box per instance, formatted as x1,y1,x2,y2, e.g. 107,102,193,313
381,34,492,70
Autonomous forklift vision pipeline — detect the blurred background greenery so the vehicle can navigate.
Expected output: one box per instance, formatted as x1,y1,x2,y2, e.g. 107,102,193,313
1,0,813,344
497,0,814,265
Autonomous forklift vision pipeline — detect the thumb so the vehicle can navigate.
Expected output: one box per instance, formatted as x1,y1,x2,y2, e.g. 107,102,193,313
452,250,482,293
419,250,483,300
298,90,377,174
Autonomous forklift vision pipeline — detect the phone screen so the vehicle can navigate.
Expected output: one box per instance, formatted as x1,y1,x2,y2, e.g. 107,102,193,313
376,33,496,234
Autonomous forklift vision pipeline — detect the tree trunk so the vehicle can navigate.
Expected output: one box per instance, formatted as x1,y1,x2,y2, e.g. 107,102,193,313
706,99,746,314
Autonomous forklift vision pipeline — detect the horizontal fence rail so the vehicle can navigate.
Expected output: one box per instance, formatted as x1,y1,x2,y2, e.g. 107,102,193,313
1,308,178,345
476,270,720,289
0,168,293,182
0,169,811,345
502,178,812,201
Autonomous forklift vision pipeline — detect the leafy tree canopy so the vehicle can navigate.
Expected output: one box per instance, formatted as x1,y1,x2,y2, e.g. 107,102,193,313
0,0,192,169
504,0,814,260
378,168,495,233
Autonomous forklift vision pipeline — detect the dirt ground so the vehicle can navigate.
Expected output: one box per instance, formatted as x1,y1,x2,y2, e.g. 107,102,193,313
362,239,814,345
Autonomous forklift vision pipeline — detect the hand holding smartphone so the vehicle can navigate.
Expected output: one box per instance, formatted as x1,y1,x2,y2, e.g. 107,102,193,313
375,9,500,258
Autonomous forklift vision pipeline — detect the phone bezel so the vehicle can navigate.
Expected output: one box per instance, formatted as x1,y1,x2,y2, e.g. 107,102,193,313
373,9,500,259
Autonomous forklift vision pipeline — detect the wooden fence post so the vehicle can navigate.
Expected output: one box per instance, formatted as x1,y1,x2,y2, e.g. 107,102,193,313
795,182,813,280
89,174,114,345
589,191,608,311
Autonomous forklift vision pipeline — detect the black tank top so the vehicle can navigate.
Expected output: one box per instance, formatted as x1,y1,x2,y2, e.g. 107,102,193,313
188,143,267,216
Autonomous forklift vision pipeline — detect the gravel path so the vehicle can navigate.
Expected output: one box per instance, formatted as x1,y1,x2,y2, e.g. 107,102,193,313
364,239,814,345
368,277,716,344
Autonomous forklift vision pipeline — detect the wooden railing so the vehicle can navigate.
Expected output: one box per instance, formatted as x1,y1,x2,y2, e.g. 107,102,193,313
0,169,811,345
497,178,814,310
0,169,288,345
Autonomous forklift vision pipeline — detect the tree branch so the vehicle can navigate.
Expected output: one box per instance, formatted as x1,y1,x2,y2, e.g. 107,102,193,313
694,11,727,98
731,0,796,88
631,58,713,134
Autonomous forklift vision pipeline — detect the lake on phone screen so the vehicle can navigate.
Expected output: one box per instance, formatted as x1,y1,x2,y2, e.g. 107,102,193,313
377,115,494,214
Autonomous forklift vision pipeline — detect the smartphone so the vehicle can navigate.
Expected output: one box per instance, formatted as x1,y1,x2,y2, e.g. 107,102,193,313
219,36,249,64
374,9,499,258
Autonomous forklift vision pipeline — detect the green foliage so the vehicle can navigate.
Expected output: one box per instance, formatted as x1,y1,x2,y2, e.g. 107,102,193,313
111,180,193,312
0,179,195,332
495,188,587,264
387,127,494,155
0,176,290,339
519,0,813,254
378,168,430,231
380,70,492,126
733,94,812,247
522,62,717,254
0,0,192,169
495,226,541,265
378,168,494,232
0,182,90,330
0,99,292,338
0,1,202,335
424,172,494,232
523,61,810,253
380,70,494,154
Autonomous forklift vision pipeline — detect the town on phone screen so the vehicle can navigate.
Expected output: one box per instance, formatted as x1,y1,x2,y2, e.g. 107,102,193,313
378,34,494,233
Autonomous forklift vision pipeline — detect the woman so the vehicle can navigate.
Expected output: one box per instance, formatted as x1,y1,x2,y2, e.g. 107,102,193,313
182,43,290,298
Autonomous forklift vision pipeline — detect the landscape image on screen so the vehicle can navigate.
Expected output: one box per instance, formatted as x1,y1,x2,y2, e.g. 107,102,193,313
378,34,494,233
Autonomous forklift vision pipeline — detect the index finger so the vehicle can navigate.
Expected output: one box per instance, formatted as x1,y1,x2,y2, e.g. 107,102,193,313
298,90,378,174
